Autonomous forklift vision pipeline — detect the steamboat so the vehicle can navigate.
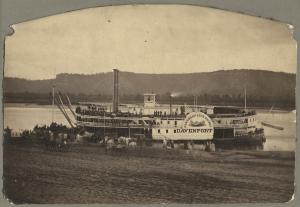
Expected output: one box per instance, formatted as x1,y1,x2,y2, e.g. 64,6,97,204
67,69,266,150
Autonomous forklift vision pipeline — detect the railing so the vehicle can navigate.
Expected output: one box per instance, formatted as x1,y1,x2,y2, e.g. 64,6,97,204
77,121,150,128
76,108,187,119
209,112,256,118
213,123,249,128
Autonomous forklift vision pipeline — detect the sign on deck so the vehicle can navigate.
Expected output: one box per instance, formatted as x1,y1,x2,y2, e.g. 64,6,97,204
152,112,214,141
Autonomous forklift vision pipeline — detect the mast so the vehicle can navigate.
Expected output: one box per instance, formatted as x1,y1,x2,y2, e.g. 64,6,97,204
244,72,247,111
193,95,197,111
52,84,55,123
169,94,172,116
112,69,119,113
193,95,195,109
244,86,247,110
52,67,56,123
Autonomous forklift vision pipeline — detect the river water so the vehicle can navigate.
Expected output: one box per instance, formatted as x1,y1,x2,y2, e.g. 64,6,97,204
3,104,296,151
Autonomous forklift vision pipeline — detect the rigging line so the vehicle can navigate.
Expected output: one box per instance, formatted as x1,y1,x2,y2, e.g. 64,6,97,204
55,95,75,128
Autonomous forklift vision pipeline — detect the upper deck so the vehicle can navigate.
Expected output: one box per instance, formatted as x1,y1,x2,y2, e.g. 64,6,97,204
76,103,256,119
75,93,258,131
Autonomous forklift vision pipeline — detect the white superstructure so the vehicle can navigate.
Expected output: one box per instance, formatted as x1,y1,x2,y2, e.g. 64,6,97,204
152,112,214,141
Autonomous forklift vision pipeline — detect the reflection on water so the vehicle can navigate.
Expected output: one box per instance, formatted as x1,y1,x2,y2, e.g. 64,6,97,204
3,104,296,151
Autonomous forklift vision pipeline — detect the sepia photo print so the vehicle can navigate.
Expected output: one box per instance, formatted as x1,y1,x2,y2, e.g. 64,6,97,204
2,4,296,204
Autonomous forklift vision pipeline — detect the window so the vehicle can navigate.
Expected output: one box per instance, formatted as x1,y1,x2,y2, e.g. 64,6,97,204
166,129,168,133
174,129,176,133
175,121,177,126
167,121,170,124
158,129,160,133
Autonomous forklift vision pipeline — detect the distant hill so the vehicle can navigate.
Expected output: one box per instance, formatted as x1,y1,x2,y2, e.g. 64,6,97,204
3,70,296,108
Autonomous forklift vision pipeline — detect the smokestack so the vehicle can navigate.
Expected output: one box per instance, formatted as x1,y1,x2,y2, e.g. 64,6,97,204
169,94,172,116
112,69,119,113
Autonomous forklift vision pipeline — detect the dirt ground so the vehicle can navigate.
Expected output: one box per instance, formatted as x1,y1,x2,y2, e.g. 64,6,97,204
3,142,295,204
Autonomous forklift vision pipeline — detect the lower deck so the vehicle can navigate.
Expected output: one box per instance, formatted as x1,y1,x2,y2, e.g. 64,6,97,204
82,125,265,146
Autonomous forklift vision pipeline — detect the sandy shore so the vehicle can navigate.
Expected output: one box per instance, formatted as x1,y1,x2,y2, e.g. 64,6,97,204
3,143,295,204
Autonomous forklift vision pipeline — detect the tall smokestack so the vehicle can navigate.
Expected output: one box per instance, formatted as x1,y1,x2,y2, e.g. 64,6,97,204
112,69,119,113
169,94,172,116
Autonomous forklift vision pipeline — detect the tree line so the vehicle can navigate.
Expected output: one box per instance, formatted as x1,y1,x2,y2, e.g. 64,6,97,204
4,92,295,109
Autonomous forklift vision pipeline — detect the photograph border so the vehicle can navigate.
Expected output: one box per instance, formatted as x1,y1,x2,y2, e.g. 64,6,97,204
1,0,299,206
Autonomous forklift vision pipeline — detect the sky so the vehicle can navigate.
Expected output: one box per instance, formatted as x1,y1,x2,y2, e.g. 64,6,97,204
4,5,297,80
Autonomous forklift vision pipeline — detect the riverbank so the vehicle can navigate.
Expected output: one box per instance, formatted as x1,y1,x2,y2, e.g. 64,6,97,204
3,102,296,112
4,102,296,113
3,142,295,204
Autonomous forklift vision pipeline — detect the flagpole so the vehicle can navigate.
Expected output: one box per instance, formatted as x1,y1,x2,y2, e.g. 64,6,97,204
244,86,247,110
52,84,55,123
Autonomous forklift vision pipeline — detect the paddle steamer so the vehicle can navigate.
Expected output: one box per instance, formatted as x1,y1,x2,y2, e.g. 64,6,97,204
73,69,266,149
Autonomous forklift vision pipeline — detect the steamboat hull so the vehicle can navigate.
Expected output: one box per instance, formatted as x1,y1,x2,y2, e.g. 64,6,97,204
81,124,266,149
213,132,266,150
83,125,152,138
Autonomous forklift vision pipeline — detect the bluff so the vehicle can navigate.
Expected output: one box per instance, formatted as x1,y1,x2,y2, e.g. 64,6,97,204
4,70,295,98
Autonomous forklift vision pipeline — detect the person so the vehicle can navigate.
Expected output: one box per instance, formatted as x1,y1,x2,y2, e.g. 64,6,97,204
4,127,12,138
163,138,167,149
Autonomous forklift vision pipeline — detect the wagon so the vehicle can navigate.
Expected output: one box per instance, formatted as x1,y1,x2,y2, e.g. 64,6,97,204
45,132,71,152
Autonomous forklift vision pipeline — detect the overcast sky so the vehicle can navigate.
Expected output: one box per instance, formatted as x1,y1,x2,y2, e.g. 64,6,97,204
4,5,296,80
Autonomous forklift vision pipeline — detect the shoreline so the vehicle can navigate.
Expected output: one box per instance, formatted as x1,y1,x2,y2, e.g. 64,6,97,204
4,102,295,112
